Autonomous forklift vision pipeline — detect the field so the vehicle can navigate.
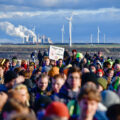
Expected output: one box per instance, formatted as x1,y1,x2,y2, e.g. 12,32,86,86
0,44,120,60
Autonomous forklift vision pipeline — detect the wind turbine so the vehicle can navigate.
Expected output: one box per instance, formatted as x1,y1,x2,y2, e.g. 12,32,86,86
97,26,100,44
61,25,65,44
66,14,73,47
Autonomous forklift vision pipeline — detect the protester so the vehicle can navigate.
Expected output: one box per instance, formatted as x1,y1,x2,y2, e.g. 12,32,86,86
77,84,101,120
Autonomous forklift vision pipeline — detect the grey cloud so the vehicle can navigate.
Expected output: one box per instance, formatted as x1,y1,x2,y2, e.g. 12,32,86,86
0,0,120,11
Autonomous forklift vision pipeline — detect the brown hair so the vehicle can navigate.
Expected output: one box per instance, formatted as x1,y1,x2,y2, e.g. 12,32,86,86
2,98,29,113
53,74,64,81
9,113,37,120
78,84,101,102
68,67,81,78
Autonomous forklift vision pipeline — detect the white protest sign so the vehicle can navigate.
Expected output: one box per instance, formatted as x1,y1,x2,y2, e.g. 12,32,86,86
49,45,64,61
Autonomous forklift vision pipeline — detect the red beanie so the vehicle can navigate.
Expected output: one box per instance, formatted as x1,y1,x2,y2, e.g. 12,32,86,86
97,69,104,75
45,102,69,118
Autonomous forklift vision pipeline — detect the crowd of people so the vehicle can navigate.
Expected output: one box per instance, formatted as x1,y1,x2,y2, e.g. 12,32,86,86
0,48,120,120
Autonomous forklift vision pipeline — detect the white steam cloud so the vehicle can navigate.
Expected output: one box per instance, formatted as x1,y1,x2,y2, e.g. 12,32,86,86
0,21,36,38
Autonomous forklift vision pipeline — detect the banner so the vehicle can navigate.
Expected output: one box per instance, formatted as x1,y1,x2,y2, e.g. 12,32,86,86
49,45,64,61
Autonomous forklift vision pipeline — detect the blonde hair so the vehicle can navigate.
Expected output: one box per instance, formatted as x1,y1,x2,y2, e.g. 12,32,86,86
14,84,30,106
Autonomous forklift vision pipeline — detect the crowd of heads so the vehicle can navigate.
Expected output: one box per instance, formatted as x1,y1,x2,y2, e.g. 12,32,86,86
0,49,120,120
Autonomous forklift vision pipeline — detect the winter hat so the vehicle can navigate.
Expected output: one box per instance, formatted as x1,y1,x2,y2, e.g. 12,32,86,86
96,61,102,68
4,70,18,84
76,52,83,59
72,49,77,53
48,66,59,78
101,90,120,108
34,95,52,112
97,77,107,90
106,104,120,120
45,102,69,119
96,69,104,76
81,72,99,87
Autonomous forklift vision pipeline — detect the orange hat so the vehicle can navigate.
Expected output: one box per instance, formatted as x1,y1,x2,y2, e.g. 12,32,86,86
45,102,69,119
48,66,59,78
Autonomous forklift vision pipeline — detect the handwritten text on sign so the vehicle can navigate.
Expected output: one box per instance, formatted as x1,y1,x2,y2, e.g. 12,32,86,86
49,46,64,61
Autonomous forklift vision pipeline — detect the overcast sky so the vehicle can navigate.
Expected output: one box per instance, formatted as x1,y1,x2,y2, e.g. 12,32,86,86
0,0,120,43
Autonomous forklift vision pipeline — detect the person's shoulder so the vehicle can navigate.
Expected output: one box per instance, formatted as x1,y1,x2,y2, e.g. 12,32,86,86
0,84,7,92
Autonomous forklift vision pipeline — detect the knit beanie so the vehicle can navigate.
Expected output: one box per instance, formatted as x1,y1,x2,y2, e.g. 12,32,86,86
96,69,104,76
34,95,52,112
101,90,120,108
81,72,99,87
76,52,83,59
97,77,107,90
45,102,69,119
106,104,120,120
48,66,59,78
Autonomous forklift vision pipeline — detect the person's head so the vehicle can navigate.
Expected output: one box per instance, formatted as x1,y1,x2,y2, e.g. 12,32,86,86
96,62,102,70
97,77,107,92
8,89,26,105
44,57,50,66
76,53,84,62
48,67,59,78
34,95,52,113
4,59,10,68
96,69,104,77
4,71,18,89
81,72,99,88
14,84,30,106
45,102,69,120
98,51,103,57
58,59,63,67
72,49,77,57
50,60,56,67
101,90,120,108
106,104,120,120
103,61,111,72
89,64,96,73
114,64,120,73
52,74,65,93
37,74,49,91
106,68,114,78
82,57,87,64
77,84,101,120
67,67,81,91
12,59,17,67
82,68,90,74
2,98,29,120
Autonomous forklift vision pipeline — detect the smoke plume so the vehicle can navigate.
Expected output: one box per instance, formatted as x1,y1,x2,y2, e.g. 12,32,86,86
0,21,36,38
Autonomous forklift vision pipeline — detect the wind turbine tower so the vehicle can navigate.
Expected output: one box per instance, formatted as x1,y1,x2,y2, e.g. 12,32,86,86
66,15,73,47
97,26,100,44
61,25,65,44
